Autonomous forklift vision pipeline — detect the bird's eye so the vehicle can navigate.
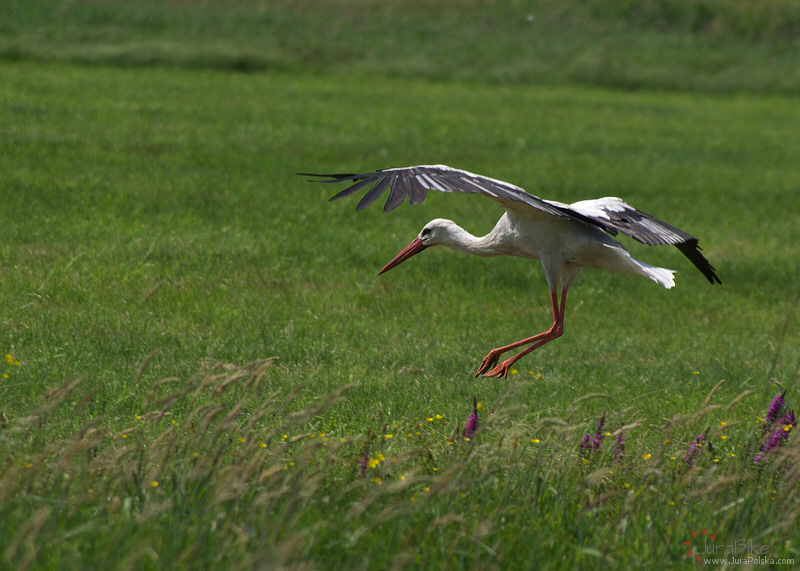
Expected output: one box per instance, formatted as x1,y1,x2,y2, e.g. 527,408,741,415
421,228,432,237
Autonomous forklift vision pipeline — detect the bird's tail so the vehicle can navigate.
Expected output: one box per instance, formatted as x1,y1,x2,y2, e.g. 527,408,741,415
637,261,676,289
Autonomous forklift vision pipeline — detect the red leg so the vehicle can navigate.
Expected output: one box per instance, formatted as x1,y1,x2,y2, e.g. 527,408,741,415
476,287,567,379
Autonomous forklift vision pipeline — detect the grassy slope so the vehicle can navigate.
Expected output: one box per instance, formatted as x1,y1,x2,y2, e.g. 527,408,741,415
1,1,800,568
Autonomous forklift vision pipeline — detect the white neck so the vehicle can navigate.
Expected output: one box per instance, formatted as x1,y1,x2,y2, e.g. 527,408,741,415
439,220,510,257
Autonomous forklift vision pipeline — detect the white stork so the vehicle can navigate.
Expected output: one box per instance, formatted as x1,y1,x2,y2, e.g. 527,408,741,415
301,165,720,378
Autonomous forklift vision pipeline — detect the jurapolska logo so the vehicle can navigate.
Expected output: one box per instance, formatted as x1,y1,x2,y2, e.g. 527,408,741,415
682,527,717,563
681,526,779,564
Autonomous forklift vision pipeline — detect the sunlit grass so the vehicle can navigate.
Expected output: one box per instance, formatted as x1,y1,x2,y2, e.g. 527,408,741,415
1,24,799,566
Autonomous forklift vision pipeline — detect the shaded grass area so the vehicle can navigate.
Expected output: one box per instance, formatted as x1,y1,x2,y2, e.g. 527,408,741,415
1,62,799,567
2,0,800,93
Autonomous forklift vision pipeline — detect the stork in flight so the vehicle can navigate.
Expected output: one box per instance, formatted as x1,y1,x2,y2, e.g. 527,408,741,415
301,165,720,378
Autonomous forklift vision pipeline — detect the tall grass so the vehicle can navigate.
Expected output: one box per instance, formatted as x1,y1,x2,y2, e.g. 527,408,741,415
2,361,798,568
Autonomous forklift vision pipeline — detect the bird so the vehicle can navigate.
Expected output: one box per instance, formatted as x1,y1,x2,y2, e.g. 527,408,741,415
300,164,720,378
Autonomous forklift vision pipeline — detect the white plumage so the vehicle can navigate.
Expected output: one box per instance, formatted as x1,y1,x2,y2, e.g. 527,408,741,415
302,165,719,378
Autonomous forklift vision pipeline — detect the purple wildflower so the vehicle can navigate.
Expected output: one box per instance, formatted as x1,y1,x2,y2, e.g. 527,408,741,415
465,397,479,439
615,433,626,464
755,408,795,462
765,391,787,425
580,413,606,456
684,431,708,467
755,428,790,462
593,413,606,449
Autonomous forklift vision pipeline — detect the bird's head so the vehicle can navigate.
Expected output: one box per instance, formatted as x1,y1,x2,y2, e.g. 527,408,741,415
378,218,457,275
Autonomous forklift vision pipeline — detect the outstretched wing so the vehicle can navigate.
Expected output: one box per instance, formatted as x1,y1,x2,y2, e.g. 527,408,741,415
299,164,574,219
300,164,720,284
567,197,720,284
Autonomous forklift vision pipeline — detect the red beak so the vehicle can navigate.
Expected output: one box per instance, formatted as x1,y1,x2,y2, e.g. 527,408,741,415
378,237,429,275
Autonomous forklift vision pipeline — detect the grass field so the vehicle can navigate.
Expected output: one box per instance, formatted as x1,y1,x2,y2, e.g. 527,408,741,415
3,0,800,93
2,1,800,569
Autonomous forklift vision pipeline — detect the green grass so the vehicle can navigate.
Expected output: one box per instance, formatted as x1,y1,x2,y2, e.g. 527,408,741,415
2,2,800,568
2,0,800,93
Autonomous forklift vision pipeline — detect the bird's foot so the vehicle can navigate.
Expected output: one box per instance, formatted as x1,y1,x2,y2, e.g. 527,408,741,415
475,350,503,377
482,359,516,379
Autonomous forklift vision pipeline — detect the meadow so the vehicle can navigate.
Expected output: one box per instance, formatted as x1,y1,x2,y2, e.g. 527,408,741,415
1,1,800,569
